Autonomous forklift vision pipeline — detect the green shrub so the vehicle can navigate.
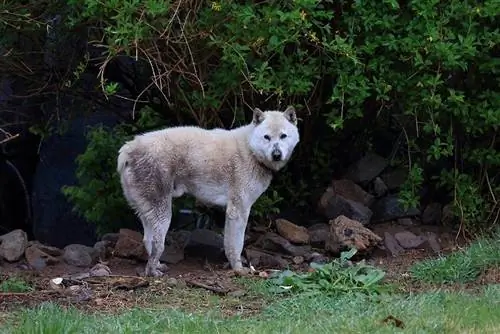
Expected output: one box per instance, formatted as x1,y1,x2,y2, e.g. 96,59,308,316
58,0,500,233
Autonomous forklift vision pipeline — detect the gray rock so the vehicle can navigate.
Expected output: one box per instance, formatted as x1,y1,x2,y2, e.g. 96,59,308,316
397,218,418,226
373,177,388,197
25,244,60,270
254,232,312,257
423,232,441,253
330,179,375,207
63,244,98,267
344,153,389,183
370,194,420,223
308,223,330,246
161,230,192,264
0,229,28,262
101,233,120,246
383,232,404,256
245,248,289,269
93,240,111,260
380,168,408,190
319,192,373,225
394,231,427,249
422,203,442,225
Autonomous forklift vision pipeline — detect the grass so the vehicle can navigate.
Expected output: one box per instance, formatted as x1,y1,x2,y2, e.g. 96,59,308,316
410,232,500,284
2,235,499,333
2,284,500,333
0,276,33,293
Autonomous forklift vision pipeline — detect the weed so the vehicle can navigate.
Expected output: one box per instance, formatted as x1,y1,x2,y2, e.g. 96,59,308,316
0,277,33,293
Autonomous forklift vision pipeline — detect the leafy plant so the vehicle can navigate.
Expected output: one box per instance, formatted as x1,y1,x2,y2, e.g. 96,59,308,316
267,248,387,297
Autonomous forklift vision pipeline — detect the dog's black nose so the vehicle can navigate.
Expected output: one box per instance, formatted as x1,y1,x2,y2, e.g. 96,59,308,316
272,150,282,161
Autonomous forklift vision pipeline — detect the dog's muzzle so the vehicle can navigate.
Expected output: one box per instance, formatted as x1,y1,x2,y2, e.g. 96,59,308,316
271,148,282,161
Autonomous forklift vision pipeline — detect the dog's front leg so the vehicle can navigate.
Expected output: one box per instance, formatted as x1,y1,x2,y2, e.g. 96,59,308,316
223,199,250,273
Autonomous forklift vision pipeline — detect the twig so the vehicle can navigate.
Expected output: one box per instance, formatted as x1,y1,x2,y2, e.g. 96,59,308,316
185,280,230,295
0,133,19,145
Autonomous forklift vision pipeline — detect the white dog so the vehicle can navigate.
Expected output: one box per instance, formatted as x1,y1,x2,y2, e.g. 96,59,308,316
117,106,300,276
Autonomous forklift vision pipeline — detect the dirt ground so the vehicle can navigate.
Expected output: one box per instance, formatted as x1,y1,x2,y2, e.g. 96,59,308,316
1,226,498,318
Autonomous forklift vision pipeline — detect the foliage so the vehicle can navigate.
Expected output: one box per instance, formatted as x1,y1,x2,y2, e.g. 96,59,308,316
1,0,499,233
0,276,33,293
267,248,387,297
410,232,500,284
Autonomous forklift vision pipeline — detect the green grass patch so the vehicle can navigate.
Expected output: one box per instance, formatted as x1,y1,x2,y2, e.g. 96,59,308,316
0,276,33,293
410,233,500,284
2,284,500,333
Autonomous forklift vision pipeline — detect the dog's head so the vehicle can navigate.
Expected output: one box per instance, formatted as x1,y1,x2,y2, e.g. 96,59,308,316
249,106,300,170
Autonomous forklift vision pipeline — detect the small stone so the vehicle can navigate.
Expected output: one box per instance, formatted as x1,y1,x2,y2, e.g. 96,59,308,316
441,203,456,225
397,218,417,226
113,229,148,261
0,229,28,262
344,153,389,184
308,223,330,246
292,256,304,264
275,219,310,244
161,230,192,264
373,177,389,197
394,231,427,249
63,244,98,267
325,215,382,254
422,203,442,225
25,244,60,270
245,248,289,269
253,232,312,258
383,232,404,256
89,263,112,277
94,240,111,260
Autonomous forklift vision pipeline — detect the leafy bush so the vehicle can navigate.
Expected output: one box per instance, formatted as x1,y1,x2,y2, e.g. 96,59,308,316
54,0,500,233
267,248,387,297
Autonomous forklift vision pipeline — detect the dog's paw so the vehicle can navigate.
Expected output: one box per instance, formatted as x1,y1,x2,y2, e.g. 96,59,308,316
233,267,253,277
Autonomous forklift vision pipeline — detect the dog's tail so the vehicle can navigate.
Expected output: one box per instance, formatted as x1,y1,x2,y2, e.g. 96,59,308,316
117,142,133,175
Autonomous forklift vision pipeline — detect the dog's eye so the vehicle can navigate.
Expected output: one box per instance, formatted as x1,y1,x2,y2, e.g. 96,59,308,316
280,133,287,139
264,135,271,141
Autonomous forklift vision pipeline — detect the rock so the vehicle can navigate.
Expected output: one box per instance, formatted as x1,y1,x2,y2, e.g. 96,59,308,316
373,177,388,197
383,232,404,256
31,114,124,248
245,248,289,269
370,194,420,223
397,218,418,226
422,203,442,225
344,153,389,184
101,233,120,247
253,232,312,257
308,223,330,246
0,229,28,262
331,179,375,206
292,256,304,264
89,263,112,277
318,190,373,225
113,228,148,261
423,232,441,253
93,241,111,260
441,203,455,225
161,230,192,264
25,244,60,270
275,219,310,244
63,244,98,267
380,168,408,190
394,231,427,249
309,252,330,264
325,216,382,254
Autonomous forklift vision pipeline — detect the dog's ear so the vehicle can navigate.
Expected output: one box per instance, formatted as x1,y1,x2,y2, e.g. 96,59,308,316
283,106,297,125
253,108,265,125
